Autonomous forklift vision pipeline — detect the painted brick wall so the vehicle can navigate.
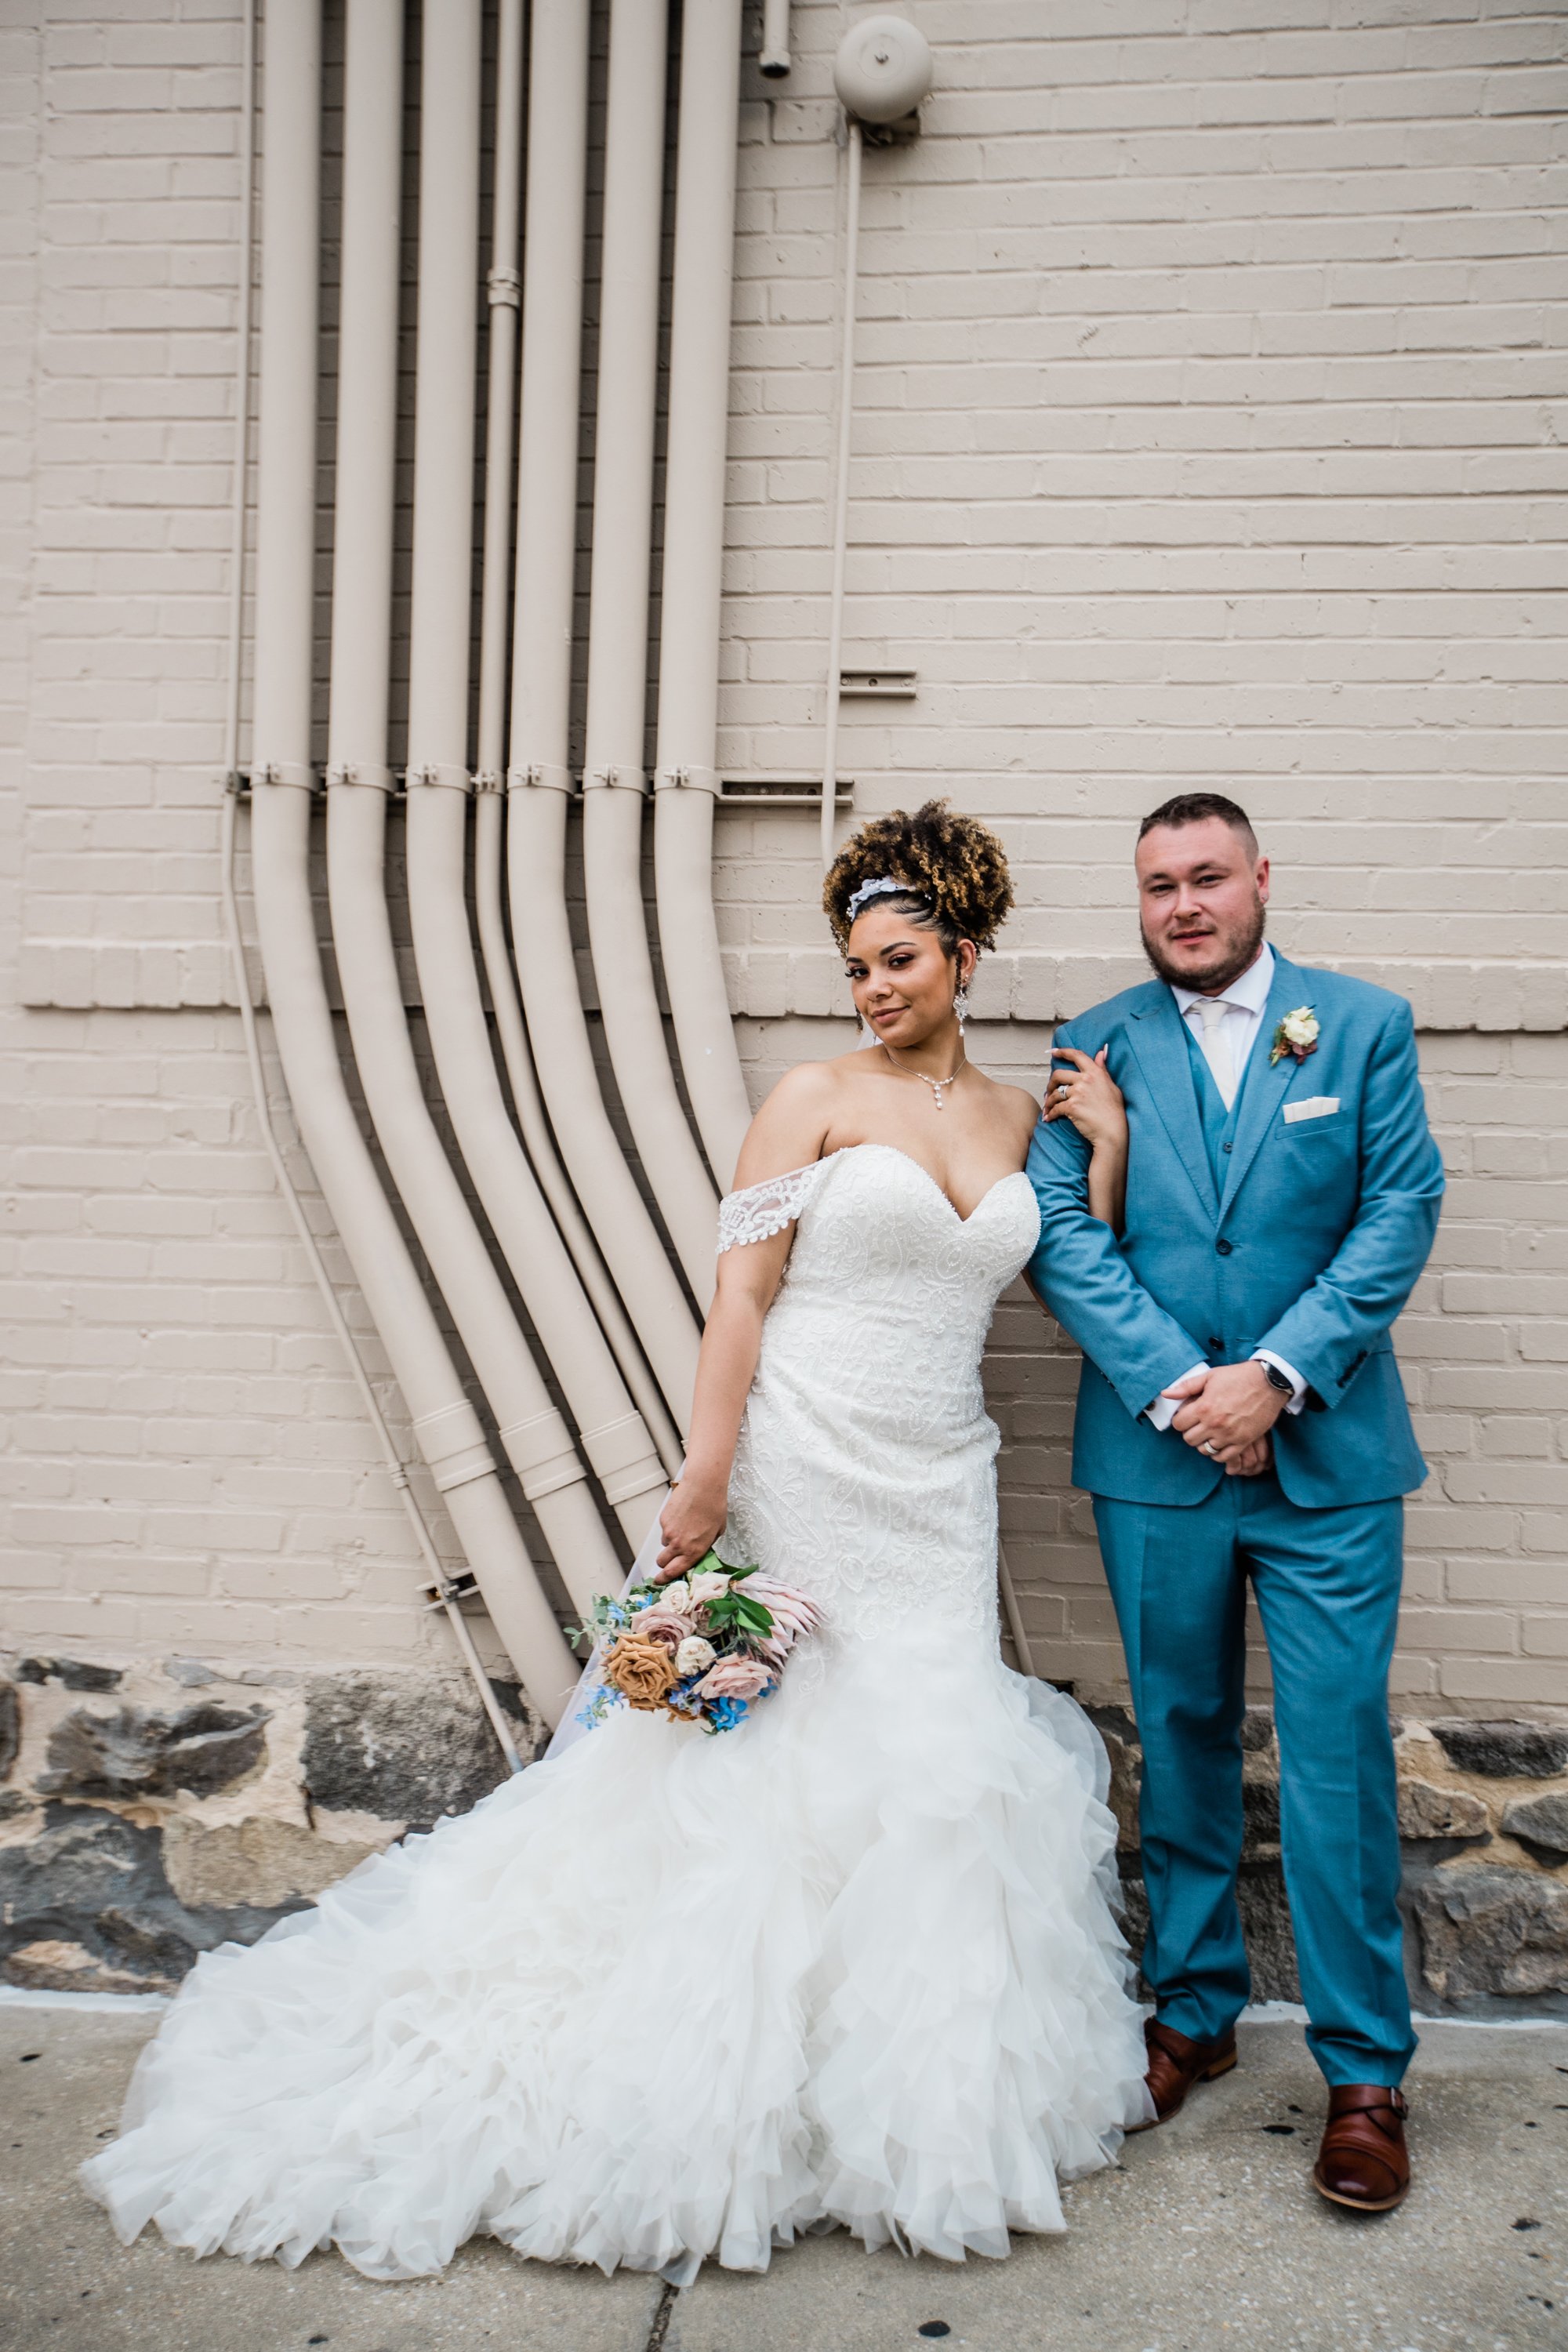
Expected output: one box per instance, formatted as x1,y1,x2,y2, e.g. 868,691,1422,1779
2,0,1566,1731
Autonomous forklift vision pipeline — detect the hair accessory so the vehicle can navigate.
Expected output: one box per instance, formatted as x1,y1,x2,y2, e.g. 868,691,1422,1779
844,875,919,925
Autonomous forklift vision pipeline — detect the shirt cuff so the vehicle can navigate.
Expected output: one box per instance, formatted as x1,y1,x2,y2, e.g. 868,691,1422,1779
1144,1363,1209,1432
1254,1348,1307,1417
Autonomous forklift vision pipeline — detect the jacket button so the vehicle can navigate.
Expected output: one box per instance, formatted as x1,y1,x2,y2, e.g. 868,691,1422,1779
1207,1338,1224,1356
1216,1239,1233,1256
1222,1141,1234,1153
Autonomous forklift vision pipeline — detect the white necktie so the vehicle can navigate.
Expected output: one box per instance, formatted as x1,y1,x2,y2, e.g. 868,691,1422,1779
1197,996,1236,1111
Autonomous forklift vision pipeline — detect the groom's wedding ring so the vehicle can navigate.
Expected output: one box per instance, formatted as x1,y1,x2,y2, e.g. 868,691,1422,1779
1201,1439,1218,1454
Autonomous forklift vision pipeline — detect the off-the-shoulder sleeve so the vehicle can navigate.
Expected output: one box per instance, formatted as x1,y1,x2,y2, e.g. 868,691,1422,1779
717,1160,833,1254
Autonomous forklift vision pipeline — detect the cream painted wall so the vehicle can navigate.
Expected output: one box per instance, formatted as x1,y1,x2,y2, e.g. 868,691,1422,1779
2,0,1565,1714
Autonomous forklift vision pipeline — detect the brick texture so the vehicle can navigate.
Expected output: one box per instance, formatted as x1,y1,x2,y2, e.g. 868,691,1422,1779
1,2,1564,1722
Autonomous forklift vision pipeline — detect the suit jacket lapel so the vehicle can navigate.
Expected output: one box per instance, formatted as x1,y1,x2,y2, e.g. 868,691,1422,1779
1219,950,1311,1220
1127,985,1219,1221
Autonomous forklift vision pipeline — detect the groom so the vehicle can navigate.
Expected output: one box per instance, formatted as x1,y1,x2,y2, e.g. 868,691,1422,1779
1025,793,1443,2215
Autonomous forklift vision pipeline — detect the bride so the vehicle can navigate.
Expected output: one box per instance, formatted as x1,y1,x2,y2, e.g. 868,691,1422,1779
82,800,1152,2283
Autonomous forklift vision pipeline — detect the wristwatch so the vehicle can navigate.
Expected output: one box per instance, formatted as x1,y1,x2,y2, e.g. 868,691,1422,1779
1258,1360,1294,1398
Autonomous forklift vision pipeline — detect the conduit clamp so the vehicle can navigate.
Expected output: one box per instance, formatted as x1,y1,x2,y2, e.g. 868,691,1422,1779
252,760,318,790
582,764,648,795
506,763,574,796
653,764,722,797
405,761,470,793
324,761,397,793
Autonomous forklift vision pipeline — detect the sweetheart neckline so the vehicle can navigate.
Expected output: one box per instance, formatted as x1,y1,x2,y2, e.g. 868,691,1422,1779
824,1143,1033,1229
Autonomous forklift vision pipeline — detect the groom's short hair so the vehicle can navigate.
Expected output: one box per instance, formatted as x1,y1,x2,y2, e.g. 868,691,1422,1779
1138,792,1258,857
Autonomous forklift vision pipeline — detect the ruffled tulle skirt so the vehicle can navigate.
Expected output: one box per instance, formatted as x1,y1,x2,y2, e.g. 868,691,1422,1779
81,1627,1152,2282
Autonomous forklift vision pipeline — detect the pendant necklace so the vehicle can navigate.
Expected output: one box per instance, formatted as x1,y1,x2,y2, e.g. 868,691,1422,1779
881,1040,967,1111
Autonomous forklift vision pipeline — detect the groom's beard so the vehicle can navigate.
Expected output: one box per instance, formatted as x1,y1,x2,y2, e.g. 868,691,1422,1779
1141,894,1267,995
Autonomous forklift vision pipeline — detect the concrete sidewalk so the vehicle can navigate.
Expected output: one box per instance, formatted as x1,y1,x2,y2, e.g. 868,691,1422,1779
1,2006,1563,2352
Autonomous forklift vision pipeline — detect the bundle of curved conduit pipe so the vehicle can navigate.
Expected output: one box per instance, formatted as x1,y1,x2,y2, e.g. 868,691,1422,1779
239,0,756,1734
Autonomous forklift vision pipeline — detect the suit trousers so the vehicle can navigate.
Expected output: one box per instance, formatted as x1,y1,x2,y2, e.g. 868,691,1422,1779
1092,1469,1415,2087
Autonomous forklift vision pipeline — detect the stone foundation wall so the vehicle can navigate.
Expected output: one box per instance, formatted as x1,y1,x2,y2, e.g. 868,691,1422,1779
3,1648,1565,2014
1094,1704,1568,2016
0,1648,531,1995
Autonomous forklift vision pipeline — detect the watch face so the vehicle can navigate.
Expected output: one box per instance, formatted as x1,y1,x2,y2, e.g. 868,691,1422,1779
1262,1363,1291,1394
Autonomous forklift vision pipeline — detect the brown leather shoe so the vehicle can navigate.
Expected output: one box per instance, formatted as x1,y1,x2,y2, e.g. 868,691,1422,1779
1312,2084,1410,2212
1127,2016,1239,2130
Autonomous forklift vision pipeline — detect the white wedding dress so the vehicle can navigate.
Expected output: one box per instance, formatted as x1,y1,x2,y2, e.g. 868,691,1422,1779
82,1142,1151,2282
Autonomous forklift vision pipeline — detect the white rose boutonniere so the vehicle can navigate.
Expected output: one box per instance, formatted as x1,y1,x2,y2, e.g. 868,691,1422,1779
1269,1005,1320,1066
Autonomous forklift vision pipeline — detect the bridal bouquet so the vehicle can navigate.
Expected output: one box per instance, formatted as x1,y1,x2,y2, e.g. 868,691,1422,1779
571,1552,818,1737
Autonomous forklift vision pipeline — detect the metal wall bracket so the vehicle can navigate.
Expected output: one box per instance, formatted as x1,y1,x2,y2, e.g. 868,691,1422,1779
718,776,855,807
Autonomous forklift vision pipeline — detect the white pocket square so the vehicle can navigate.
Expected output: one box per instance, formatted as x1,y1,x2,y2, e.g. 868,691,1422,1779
1283,1096,1341,1124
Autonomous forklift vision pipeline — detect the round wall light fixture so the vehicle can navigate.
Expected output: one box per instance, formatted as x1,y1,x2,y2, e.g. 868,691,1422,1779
832,15,934,125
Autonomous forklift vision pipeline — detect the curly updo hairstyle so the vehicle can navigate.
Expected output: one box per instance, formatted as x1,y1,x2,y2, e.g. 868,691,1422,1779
822,800,1014,956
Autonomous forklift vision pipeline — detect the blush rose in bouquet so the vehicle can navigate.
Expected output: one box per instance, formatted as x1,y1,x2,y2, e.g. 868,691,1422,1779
570,1552,818,1736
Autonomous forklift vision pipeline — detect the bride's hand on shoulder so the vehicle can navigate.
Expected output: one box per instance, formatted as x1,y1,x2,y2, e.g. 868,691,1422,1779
1043,1046,1126,1152
655,1472,728,1581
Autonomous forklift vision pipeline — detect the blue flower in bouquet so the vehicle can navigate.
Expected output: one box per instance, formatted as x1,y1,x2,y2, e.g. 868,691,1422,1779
704,1695,750,1735
575,1685,620,1733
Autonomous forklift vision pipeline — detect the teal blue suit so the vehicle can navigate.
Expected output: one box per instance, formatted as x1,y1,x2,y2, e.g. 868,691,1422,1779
1025,951,1443,2085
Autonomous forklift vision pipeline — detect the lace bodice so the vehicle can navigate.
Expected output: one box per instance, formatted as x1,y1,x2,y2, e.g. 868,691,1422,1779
720,1145,1040,1645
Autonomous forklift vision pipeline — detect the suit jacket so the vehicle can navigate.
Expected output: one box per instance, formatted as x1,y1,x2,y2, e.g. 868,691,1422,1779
1024,951,1444,1510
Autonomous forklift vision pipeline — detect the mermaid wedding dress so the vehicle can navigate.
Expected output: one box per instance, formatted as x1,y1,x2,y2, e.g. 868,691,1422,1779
82,1142,1152,2282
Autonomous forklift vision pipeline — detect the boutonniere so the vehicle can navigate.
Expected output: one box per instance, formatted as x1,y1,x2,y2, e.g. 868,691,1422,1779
1269,1006,1319,1066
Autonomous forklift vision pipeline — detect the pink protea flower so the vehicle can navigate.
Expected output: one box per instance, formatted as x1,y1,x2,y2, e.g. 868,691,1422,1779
745,1578,819,1648
695,1655,775,1702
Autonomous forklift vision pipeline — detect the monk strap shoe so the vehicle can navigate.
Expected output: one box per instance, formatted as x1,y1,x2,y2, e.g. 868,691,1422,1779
1312,2083,1410,2213
1128,2016,1239,2129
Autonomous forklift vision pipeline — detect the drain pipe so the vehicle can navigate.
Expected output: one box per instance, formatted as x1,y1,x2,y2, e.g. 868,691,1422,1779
580,0,720,1299
445,0,677,1528
818,113,858,877
248,0,572,1728
223,0,517,1769
469,9,681,1476
759,0,790,78
507,0,702,1431
472,804,684,1482
334,0,622,1619
819,18,934,873
222,796,523,1775
652,0,753,1191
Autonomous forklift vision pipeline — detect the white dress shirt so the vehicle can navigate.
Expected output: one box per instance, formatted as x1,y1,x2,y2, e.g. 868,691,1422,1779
1169,940,1276,1099
1142,943,1307,1430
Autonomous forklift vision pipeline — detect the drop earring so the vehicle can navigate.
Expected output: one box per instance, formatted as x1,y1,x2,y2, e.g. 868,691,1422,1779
953,980,971,1024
